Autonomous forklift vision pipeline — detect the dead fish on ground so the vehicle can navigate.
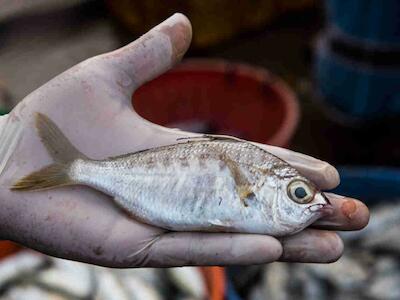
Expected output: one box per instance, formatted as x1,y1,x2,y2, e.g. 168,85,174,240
340,203,400,252
11,113,331,236
95,269,162,300
35,258,95,299
366,271,400,300
0,252,46,290
362,256,400,300
1,285,67,300
166,267,207,299
302,254,369,291
112,268,162,290
262,262,290,300
289,265,328,300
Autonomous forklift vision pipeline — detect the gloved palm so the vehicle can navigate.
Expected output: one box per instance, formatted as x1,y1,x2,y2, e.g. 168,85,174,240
0,14,368,267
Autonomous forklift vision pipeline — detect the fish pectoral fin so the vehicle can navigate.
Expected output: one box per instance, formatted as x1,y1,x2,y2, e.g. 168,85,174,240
220,155,255,206
208,219,234,231
237,185,255,207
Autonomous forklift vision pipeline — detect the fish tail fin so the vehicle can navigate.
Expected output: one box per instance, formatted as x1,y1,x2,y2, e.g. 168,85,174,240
11,112,87,191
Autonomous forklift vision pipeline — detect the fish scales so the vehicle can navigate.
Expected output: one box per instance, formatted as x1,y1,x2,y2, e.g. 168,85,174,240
73,141,292,231
11,113,332,236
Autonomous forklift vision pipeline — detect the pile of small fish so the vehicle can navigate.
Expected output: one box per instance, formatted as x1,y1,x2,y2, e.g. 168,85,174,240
245,201,400,300
0,251,208,300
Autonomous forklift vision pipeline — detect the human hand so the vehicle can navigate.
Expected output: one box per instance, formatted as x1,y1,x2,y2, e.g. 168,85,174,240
0,14,368,267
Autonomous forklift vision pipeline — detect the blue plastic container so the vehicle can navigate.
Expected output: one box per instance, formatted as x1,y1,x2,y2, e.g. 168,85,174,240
333,166,400,204
326,0,400,47
314,33,400,119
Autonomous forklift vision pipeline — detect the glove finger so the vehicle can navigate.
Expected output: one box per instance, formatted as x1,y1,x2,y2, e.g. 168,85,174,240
279,228,343,263
312,193,369,230
100,13,192,96
143,232,283,267
262,144,340,190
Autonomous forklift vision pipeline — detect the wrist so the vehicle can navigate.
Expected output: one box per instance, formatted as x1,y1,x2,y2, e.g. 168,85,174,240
0,113,17,240
0,113,6,238
0,113,7,130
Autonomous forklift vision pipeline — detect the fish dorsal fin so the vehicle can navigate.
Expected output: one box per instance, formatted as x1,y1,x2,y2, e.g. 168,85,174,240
177,134,244,143
110,135,245,160
109,151,142,160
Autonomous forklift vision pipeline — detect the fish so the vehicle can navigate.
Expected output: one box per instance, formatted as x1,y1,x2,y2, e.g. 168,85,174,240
0,252,46,290
295,268,327,300
262,262,290,300
2,285,67,300
11,113,332,236
95,270,131,300
303,254,369,291
35,258,95,299
366,270,400,300
166,267,207,299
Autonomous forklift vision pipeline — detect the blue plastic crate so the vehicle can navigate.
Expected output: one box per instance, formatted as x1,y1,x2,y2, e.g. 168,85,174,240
326,0,400,47
314,33,400,119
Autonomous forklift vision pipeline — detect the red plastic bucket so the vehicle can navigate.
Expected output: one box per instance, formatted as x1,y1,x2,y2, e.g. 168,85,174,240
0,241,21,259
133,59,299,147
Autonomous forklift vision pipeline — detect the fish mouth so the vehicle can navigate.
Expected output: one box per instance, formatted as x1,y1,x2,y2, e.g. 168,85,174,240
307,193,334,216
321,192,331,205
308,203,333,216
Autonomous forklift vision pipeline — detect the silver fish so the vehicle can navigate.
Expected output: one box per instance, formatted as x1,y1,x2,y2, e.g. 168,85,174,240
1,285,67,300
262,262,290,300
366,270,400,300
303,254,369,291
0,252,46,289
11,113,331,236
35,258,95,298
166,267,207,299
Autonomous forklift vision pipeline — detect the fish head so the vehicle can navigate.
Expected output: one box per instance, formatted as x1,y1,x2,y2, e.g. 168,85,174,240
272,177,333,234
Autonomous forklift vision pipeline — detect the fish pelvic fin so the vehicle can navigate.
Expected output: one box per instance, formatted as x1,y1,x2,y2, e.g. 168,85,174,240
11,112,86,191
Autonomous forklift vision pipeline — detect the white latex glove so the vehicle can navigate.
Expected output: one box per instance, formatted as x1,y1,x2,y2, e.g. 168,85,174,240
0,14,369,267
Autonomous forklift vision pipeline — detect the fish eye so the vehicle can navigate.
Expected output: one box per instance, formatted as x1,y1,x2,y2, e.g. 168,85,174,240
287,180,314,204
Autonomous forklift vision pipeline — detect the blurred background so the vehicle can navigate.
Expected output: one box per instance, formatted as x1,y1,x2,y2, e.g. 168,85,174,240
0,0,400,299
